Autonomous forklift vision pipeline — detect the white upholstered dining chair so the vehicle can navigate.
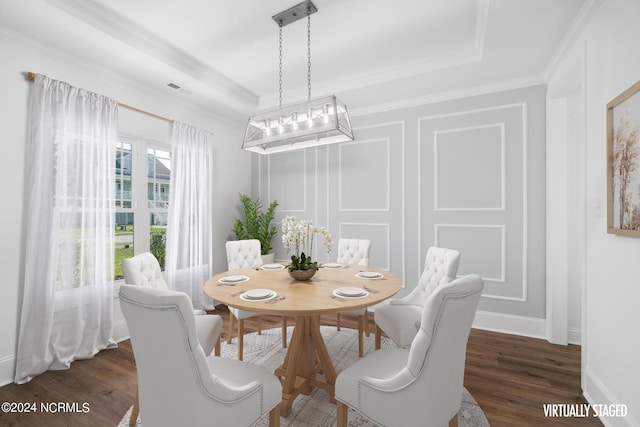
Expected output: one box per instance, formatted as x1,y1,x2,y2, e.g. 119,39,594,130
121,252,222,355
225,239,287,360
119,284,281,427
374,246,460,350
335,274,483,427
335,238,371,357
121,252,222,425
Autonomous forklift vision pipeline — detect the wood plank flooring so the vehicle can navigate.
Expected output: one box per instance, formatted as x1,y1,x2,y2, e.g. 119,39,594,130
0,306,602,427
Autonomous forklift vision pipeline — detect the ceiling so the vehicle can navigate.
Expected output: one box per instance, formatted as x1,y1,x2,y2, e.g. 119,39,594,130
1,0,591,123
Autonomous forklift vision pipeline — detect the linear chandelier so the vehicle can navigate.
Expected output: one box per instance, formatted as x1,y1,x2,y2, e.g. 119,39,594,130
242,0,354,155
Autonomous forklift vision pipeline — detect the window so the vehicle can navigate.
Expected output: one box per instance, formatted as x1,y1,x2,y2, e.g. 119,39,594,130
114,136,171,279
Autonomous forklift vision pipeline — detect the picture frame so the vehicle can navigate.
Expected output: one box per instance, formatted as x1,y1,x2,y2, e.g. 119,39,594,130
607,79,640,237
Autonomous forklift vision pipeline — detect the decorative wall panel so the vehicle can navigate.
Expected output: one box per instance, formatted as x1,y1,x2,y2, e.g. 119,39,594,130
339,139,389,211
255,85,546,318
340,222,390,270
420,102,528,302
435,124,505,211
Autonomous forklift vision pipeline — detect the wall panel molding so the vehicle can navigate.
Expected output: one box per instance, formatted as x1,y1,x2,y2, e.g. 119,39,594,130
338,138,390,212
258,85,546,323
435,223,506,282
339,222,391,271
332,121,406,285
419,101,529,304
434,123,506,211
266,150,308,213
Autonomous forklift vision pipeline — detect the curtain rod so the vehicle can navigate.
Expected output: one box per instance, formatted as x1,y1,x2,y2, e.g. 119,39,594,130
27,72,173,124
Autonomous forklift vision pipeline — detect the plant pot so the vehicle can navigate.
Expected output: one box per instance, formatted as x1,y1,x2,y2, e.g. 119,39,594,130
288,269,316,281
261,252,275,264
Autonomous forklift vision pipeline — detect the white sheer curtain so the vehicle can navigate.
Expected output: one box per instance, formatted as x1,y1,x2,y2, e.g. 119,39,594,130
15,75,118,384
165,122,215,310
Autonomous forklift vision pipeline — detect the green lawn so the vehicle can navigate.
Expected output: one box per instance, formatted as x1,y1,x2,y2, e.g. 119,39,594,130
114,245,134,279
113,226,166,279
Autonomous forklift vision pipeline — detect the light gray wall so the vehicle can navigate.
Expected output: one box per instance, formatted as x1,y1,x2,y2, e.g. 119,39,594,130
255,85,547,319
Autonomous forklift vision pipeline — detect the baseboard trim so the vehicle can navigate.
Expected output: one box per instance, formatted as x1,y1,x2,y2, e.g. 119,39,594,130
113,319,129,343
0,354,15,387
583,367,638,427
568,327,582,345
472,311,582,345
472,310,547,340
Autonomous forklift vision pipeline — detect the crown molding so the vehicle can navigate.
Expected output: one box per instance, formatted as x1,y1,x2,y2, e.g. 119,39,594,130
349,75,545,117
45,0,258,110
258,0,490,111
0,24,246,129
543,0,603,80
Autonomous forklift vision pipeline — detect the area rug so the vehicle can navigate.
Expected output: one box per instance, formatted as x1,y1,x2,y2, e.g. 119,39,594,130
118,326,490,427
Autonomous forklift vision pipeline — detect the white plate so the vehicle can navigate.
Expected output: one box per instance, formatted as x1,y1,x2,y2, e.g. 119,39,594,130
218,275,250,284
240,289,277,302
322,263,344,269
335,287,366,296
261,263,285,270
333,287,369,299
356,271,384,279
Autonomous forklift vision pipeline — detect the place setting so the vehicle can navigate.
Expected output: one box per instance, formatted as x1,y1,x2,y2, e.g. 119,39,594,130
355,271,385,280
331,287,370,301
260,263,285,270
320,262,346,269
239,288,278,302
217,274,250,286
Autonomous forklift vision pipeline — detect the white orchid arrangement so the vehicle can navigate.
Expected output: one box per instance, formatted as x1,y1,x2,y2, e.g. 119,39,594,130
281,216,333,271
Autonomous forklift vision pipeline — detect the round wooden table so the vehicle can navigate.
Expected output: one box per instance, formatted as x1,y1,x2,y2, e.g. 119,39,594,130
204,263,401,416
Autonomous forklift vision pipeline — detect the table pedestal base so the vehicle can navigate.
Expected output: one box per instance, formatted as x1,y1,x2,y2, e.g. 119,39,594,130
274,315,337,417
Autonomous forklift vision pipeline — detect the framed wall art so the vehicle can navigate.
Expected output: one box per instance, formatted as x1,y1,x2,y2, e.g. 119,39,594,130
607,79,640,236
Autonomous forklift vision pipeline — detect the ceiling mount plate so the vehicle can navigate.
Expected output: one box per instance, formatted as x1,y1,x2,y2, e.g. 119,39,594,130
272,1,318,27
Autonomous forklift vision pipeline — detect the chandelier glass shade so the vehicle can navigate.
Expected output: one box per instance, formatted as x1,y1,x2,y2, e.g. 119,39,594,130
242,1,353,155
242,95,353,154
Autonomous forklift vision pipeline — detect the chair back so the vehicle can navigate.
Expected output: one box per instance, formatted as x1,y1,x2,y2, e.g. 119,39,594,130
122,252,168,289
336,239,371,266
407,274,483,424
119,285,269,426
226,239,263,270
358,275,482,426
415,246,460,304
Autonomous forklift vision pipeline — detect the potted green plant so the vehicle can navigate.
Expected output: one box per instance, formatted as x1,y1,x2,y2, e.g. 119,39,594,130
232,194,279,262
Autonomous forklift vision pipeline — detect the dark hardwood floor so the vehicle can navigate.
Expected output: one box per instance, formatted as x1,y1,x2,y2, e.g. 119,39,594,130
0,305,602,427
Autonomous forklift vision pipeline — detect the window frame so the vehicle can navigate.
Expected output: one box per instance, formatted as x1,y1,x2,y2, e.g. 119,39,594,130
114,134,171,282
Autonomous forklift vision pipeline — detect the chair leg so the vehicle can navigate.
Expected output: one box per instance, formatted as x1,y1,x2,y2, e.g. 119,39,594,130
336,313,341,331
258,315,262,335
449,413,458,427
238,319,244,361
129,389,139,426
363,309,370,337
268,403,281,427
214,336,221,356
375,325,382,350
357,315,364,357
227,312,235,344
281,316,287,348
336,401,348,427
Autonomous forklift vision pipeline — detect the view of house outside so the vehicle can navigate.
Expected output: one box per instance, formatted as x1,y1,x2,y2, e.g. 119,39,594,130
114,141,170,279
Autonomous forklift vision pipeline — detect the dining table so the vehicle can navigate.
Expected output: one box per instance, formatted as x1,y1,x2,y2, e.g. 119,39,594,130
203,262,401,417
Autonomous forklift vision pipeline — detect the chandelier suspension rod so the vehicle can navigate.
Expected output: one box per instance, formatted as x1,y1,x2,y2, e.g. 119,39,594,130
278,22,283,108
307,5,312,101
